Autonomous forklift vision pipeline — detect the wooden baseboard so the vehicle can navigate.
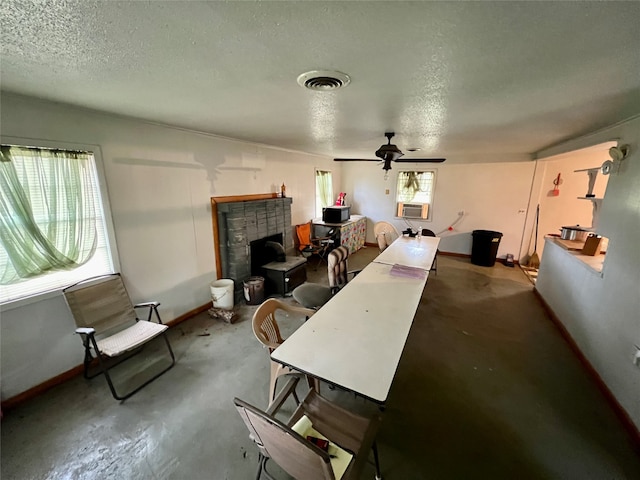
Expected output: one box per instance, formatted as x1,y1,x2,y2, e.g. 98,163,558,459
166,301,212,328
533,288,640,451
436,251,520,266
1,301,212,412
438,251,470,258
1,364,86,411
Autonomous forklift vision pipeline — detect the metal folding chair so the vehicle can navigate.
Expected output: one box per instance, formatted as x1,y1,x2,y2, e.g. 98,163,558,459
63,273,175,401
235,378,382,480
295,221,335,269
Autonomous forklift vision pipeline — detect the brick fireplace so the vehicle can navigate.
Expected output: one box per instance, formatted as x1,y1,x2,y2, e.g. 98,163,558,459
211,194,296,304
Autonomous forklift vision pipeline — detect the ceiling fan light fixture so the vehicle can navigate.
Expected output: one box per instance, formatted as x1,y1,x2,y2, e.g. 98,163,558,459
333,132,446,177
297,70,351,91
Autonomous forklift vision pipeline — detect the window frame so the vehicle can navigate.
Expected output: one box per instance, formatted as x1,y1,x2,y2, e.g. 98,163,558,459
394,168,438,222
0,136,120,310
314,168,334,219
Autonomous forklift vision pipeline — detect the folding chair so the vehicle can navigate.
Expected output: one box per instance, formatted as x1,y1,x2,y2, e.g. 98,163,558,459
63,273,176,401
421,229,439,275
235,377,382,480
295,221,335,269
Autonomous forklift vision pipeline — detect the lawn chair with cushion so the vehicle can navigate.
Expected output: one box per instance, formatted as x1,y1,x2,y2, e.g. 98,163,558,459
63,273,175,401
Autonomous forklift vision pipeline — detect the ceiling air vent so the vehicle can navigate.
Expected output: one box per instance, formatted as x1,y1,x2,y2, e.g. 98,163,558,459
297,70,351,91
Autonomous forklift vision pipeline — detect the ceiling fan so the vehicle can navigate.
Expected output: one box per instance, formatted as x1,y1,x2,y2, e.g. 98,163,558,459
334,132,446,173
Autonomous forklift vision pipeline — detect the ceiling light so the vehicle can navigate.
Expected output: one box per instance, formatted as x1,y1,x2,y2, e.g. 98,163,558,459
297,70,351,91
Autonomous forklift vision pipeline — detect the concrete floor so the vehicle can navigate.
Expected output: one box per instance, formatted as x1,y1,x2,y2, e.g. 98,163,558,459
2,247,639,479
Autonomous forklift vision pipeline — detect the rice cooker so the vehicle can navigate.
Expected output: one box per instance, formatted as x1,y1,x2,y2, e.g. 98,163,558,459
560,226,589,241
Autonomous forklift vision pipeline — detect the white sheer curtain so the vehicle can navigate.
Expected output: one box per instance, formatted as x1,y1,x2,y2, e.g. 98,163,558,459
0,145,114,303
315,170,333,217
0,146,97,284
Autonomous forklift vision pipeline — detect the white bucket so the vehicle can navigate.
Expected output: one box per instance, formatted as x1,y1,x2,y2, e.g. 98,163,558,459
210,279,234,310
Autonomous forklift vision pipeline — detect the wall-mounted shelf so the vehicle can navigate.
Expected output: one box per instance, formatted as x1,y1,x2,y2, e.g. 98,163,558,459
574,167,606,229
574,167,601,198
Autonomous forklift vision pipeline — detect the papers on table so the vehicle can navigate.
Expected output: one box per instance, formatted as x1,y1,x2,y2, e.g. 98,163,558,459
389,263,428,280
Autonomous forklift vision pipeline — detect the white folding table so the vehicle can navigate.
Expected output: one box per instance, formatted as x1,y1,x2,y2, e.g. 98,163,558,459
372,235,439,271
271,236,439,404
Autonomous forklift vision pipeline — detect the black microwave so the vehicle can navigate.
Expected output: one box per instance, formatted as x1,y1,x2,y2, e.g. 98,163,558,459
322,206,351,223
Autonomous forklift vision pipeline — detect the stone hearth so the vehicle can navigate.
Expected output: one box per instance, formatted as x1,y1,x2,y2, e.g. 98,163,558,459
214,196,293,303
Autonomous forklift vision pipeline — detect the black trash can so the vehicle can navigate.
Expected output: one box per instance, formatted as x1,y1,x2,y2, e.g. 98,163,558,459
471,230,503,267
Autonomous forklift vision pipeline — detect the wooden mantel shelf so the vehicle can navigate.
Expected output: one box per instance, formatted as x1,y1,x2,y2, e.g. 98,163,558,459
211,193,279,205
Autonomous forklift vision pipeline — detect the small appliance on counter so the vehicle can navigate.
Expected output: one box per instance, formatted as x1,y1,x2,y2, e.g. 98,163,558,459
559,225,590,241
322,206,351,223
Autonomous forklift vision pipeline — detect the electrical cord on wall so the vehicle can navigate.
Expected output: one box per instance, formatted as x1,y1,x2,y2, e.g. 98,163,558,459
435,211,466,236
403,211,466,236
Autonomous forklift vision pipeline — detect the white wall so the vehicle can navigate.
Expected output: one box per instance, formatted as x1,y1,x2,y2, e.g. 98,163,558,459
535,116,640,430
341,160,535,260
0,93,339,400
532,146,611,259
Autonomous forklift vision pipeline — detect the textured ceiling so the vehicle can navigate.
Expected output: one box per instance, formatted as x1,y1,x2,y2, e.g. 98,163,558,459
1,1,639,162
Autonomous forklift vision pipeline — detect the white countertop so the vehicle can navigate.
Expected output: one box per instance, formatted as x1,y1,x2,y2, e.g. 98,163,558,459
544,237,605,273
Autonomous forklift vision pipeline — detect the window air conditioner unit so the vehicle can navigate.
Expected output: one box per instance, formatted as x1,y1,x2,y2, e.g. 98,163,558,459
397,202,429,219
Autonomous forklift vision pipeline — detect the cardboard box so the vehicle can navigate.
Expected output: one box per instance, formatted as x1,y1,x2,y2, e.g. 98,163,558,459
581,234,603,256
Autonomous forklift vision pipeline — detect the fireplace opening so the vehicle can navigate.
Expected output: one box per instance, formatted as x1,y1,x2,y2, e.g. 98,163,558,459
250,233,284,275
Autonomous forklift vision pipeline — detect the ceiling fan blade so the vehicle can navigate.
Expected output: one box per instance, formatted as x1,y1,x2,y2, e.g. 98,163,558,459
333,158,380,162
394,158,446,163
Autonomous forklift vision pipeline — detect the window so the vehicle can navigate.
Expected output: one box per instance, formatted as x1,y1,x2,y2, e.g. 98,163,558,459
315,170,333,218
0,143,116,304
395,170,436,220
